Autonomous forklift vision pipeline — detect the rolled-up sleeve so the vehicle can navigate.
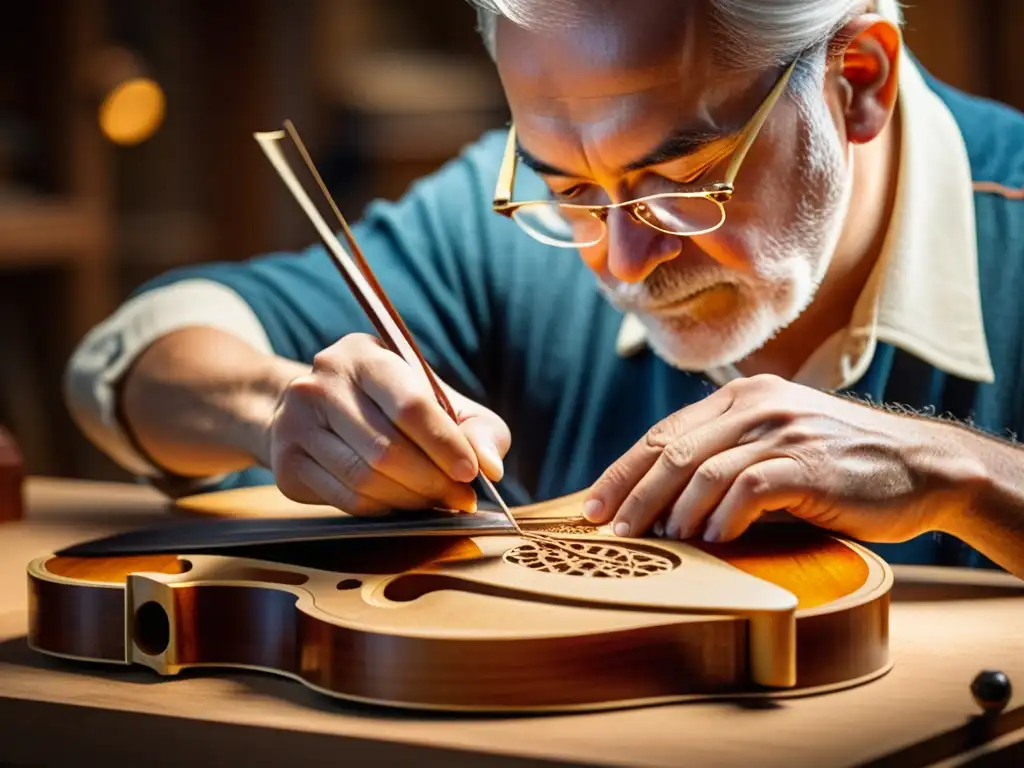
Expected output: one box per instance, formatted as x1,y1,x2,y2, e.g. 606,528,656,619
63,278,273,478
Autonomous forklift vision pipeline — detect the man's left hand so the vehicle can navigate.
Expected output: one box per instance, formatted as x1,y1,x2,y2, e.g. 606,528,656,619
582,374,983,544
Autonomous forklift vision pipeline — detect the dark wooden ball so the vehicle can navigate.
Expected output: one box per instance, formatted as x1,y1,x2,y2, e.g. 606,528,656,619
971,670,1012,713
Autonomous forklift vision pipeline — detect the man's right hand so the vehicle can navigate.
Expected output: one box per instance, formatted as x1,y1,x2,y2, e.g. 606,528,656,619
268,333,510,515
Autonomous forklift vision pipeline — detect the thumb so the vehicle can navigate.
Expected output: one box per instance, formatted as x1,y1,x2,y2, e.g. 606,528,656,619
444,385,510,482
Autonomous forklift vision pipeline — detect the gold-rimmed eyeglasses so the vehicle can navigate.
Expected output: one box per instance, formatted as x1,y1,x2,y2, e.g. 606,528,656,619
491,57,799,248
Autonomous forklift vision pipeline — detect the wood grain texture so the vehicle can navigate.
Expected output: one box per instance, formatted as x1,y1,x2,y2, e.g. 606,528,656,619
691,525,871,610
45,554,189,582
27,576,126,662
27,487,893,712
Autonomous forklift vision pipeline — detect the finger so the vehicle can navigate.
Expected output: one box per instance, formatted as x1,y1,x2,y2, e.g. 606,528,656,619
605,409,758,538
446,385,511,482
355,348,481,483
702,457,807,543
461,423,506,482
325,387,478,512
663,441,773,540
584,392,733,524
305,425,475,513
284,450,392,517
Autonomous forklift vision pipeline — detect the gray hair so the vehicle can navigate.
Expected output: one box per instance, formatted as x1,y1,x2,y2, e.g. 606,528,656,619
466,1,903,72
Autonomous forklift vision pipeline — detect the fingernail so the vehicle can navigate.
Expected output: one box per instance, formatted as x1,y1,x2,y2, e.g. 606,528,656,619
613,521,630,537
703,523,720,542
452,459,477,483
582,499,603,521
447,485,477,514
479,444,504,481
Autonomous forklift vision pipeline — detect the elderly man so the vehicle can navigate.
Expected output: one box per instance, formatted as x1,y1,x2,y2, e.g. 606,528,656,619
65,0,1024,576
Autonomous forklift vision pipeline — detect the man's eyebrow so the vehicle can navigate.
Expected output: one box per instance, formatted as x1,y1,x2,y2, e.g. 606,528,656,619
516,143,575,177
622,128,726,171
516,127,728,178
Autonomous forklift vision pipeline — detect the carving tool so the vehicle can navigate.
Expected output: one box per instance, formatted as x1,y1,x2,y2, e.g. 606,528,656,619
254,121,522,534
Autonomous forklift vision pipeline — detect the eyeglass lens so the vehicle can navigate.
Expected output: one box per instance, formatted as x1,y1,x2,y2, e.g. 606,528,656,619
511,196,726,246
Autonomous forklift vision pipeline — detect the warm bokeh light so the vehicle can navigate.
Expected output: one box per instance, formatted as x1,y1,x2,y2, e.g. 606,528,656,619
98,76,165,145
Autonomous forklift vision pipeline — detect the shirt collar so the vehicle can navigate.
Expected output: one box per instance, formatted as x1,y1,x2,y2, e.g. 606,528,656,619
616,53,996,389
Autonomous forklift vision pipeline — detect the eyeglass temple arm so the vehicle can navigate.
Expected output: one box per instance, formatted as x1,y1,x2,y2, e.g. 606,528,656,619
493,125,518,209
722,58,799,186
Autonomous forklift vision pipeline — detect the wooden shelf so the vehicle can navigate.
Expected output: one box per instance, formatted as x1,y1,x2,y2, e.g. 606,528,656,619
0,198,105,263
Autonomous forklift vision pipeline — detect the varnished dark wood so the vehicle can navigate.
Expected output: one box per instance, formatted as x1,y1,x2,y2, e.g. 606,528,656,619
294,609,749,708
0,426,24,523
27,575,126,662
166,582,749,708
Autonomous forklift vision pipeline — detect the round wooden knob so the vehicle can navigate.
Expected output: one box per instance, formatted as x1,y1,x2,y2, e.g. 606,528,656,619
971,670,1012,714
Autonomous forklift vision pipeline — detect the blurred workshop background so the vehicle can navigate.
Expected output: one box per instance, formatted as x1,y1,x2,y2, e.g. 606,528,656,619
0,0,1021,484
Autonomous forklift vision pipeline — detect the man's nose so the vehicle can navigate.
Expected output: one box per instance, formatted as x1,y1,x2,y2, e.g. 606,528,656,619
600,208,682,283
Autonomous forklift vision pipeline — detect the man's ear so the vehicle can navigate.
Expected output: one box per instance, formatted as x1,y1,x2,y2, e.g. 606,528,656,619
829,14,902,144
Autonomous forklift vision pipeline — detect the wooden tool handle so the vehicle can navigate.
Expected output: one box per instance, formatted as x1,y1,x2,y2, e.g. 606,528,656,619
278,121,458,421
0,426,25,522
253,121,518,528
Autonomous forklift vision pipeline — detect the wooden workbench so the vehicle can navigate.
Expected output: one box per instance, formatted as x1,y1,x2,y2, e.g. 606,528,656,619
1,477,1022,767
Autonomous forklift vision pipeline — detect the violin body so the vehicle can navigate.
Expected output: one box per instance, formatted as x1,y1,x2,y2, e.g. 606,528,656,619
26,489,893,713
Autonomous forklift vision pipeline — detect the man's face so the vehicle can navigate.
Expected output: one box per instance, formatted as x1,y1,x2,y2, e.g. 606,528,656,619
494,2,854,370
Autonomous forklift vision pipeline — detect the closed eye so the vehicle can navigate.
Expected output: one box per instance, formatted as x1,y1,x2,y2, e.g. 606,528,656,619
668,164,711,186
657,140,737,188
546,144,728,202
549,183,592,202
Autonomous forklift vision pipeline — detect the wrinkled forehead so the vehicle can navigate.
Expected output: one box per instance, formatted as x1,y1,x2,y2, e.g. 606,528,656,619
493,1,769,174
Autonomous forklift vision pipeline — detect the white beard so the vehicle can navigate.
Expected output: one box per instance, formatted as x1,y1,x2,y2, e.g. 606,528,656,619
597,87,854,373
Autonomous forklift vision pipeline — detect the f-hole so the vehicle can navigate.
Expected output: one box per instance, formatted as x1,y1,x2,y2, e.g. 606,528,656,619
133,601,170,656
